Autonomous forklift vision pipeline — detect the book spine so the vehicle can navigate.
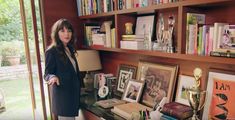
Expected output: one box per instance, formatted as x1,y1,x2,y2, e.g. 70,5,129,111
210,51,235,58
161,106,191,119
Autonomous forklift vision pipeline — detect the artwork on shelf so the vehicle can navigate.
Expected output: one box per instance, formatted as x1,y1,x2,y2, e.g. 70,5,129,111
175,75,195,106
135,15,155,37
116,64,137,93
122,79,145,103
202,69,235,120
137,61,178,107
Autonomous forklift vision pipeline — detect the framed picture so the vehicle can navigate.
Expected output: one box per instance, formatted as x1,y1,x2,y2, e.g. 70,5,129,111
175,75,196,106
137,61,178,107
202,69,235,120
122,79,145,103
116,64,137,93
135,15,155,37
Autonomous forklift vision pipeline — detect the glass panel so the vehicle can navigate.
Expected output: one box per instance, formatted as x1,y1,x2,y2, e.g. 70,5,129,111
0,0,34,119
0,0,49,119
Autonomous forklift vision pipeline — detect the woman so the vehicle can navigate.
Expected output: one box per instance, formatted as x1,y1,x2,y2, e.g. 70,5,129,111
44,19,80,120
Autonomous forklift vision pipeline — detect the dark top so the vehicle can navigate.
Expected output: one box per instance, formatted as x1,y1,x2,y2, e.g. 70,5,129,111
44,47,81,116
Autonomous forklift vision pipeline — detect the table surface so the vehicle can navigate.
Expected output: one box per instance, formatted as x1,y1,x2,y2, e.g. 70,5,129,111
80,89,125,120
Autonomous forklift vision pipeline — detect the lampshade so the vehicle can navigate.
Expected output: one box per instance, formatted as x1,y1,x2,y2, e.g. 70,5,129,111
76,50,102,72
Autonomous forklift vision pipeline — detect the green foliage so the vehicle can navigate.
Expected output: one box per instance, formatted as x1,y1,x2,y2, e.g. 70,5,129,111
0,0,22,41
0,0,35,42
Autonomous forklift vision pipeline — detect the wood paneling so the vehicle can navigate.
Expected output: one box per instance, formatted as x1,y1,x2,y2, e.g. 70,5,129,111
41,0,81,48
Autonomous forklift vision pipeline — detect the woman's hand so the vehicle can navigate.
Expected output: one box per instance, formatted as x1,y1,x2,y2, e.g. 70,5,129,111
48,76,60,86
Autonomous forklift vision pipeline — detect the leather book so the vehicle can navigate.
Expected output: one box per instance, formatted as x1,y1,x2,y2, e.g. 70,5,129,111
160,102,193,120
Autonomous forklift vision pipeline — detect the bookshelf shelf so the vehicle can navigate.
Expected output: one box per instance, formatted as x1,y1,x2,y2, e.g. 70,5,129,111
85,46,235,65
79,11,116,19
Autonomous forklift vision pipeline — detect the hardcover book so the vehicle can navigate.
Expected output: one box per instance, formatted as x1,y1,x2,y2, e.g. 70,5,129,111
95,98,126,108
160,102,193,120
111,102,152,119
210,51,235,58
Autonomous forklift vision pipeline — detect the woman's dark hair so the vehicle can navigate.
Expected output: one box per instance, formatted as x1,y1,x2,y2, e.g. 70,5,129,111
49,18,76,62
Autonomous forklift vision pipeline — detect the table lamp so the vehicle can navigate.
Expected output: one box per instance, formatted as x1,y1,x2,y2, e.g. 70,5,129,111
76,50,102,91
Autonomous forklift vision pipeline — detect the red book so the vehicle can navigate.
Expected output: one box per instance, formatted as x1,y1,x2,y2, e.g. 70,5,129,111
160,102,193,120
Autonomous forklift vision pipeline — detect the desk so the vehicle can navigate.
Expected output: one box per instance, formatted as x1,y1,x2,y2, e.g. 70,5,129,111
80,90,125,120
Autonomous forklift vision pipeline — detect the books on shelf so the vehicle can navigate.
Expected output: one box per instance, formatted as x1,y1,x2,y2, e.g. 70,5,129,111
84,23,101,46
212,22,229,52
118,0,179,10
122,34,145,41
186,12,206,55
95,98,126,108
120,40,145,50
77,0,114,16
160,102,193,120
111,102,152,120
210,51,235,58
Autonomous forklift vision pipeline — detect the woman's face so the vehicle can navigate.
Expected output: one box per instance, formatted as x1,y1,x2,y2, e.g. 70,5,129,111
58,27,72,46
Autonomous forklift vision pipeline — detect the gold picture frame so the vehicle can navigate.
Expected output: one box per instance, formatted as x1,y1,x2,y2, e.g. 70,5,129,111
137,61,178,107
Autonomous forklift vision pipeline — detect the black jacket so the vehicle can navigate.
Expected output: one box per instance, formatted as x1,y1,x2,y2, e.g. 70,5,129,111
44,47,80,116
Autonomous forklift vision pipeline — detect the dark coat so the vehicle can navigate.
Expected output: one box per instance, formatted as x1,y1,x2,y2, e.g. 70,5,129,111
44,47,80,117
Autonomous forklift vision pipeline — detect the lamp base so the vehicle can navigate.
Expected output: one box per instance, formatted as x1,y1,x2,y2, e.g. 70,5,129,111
83,72,94,91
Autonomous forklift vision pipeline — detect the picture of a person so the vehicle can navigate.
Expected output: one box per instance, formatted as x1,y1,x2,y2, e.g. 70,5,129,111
126,85,139,100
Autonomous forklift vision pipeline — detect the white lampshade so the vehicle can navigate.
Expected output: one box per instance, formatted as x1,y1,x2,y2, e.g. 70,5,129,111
76,50,102,71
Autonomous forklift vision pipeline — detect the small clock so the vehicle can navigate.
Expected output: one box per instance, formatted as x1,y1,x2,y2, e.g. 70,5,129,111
98,86,109,98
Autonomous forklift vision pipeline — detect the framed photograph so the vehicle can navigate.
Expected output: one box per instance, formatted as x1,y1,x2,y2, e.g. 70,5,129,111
135,15,155,37
122,79,145,103
202,69,235,120
116,64,137,93
175,75,196,106
137,61,178,107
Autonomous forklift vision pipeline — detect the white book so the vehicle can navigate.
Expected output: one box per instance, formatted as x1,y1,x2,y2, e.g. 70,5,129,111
208,26,214,55
111,102,152,120
188,24,197,54
104,21,112,47
120,41,145,50
213,22,228,51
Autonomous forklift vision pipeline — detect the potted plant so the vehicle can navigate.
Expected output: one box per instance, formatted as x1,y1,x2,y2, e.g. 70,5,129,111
1,47,20,66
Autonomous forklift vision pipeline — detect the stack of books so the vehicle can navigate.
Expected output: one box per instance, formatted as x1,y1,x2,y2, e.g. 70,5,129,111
111,102,152,120
120,34,145,50
95,98,126,108
160,102,193,120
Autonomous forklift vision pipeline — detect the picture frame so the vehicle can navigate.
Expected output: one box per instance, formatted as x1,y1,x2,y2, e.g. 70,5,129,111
122,79,145,103
116,64,137,93
175,75,196,106
135,15,155,37
137,61,178,107
202,69,235,120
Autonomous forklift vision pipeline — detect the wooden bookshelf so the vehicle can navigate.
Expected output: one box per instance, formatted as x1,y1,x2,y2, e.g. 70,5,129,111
41,0,235,119
78,2,235,119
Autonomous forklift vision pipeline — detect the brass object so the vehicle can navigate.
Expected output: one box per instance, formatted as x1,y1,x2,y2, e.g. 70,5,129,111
125,23,133,35
186,68,207,120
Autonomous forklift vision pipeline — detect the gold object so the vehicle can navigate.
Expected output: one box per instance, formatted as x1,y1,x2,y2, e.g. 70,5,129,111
193,68,202,89
125,23,133,35
186,68,207,120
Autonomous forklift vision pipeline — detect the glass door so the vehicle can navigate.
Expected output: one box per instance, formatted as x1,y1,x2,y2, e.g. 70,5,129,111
0,0,49,119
